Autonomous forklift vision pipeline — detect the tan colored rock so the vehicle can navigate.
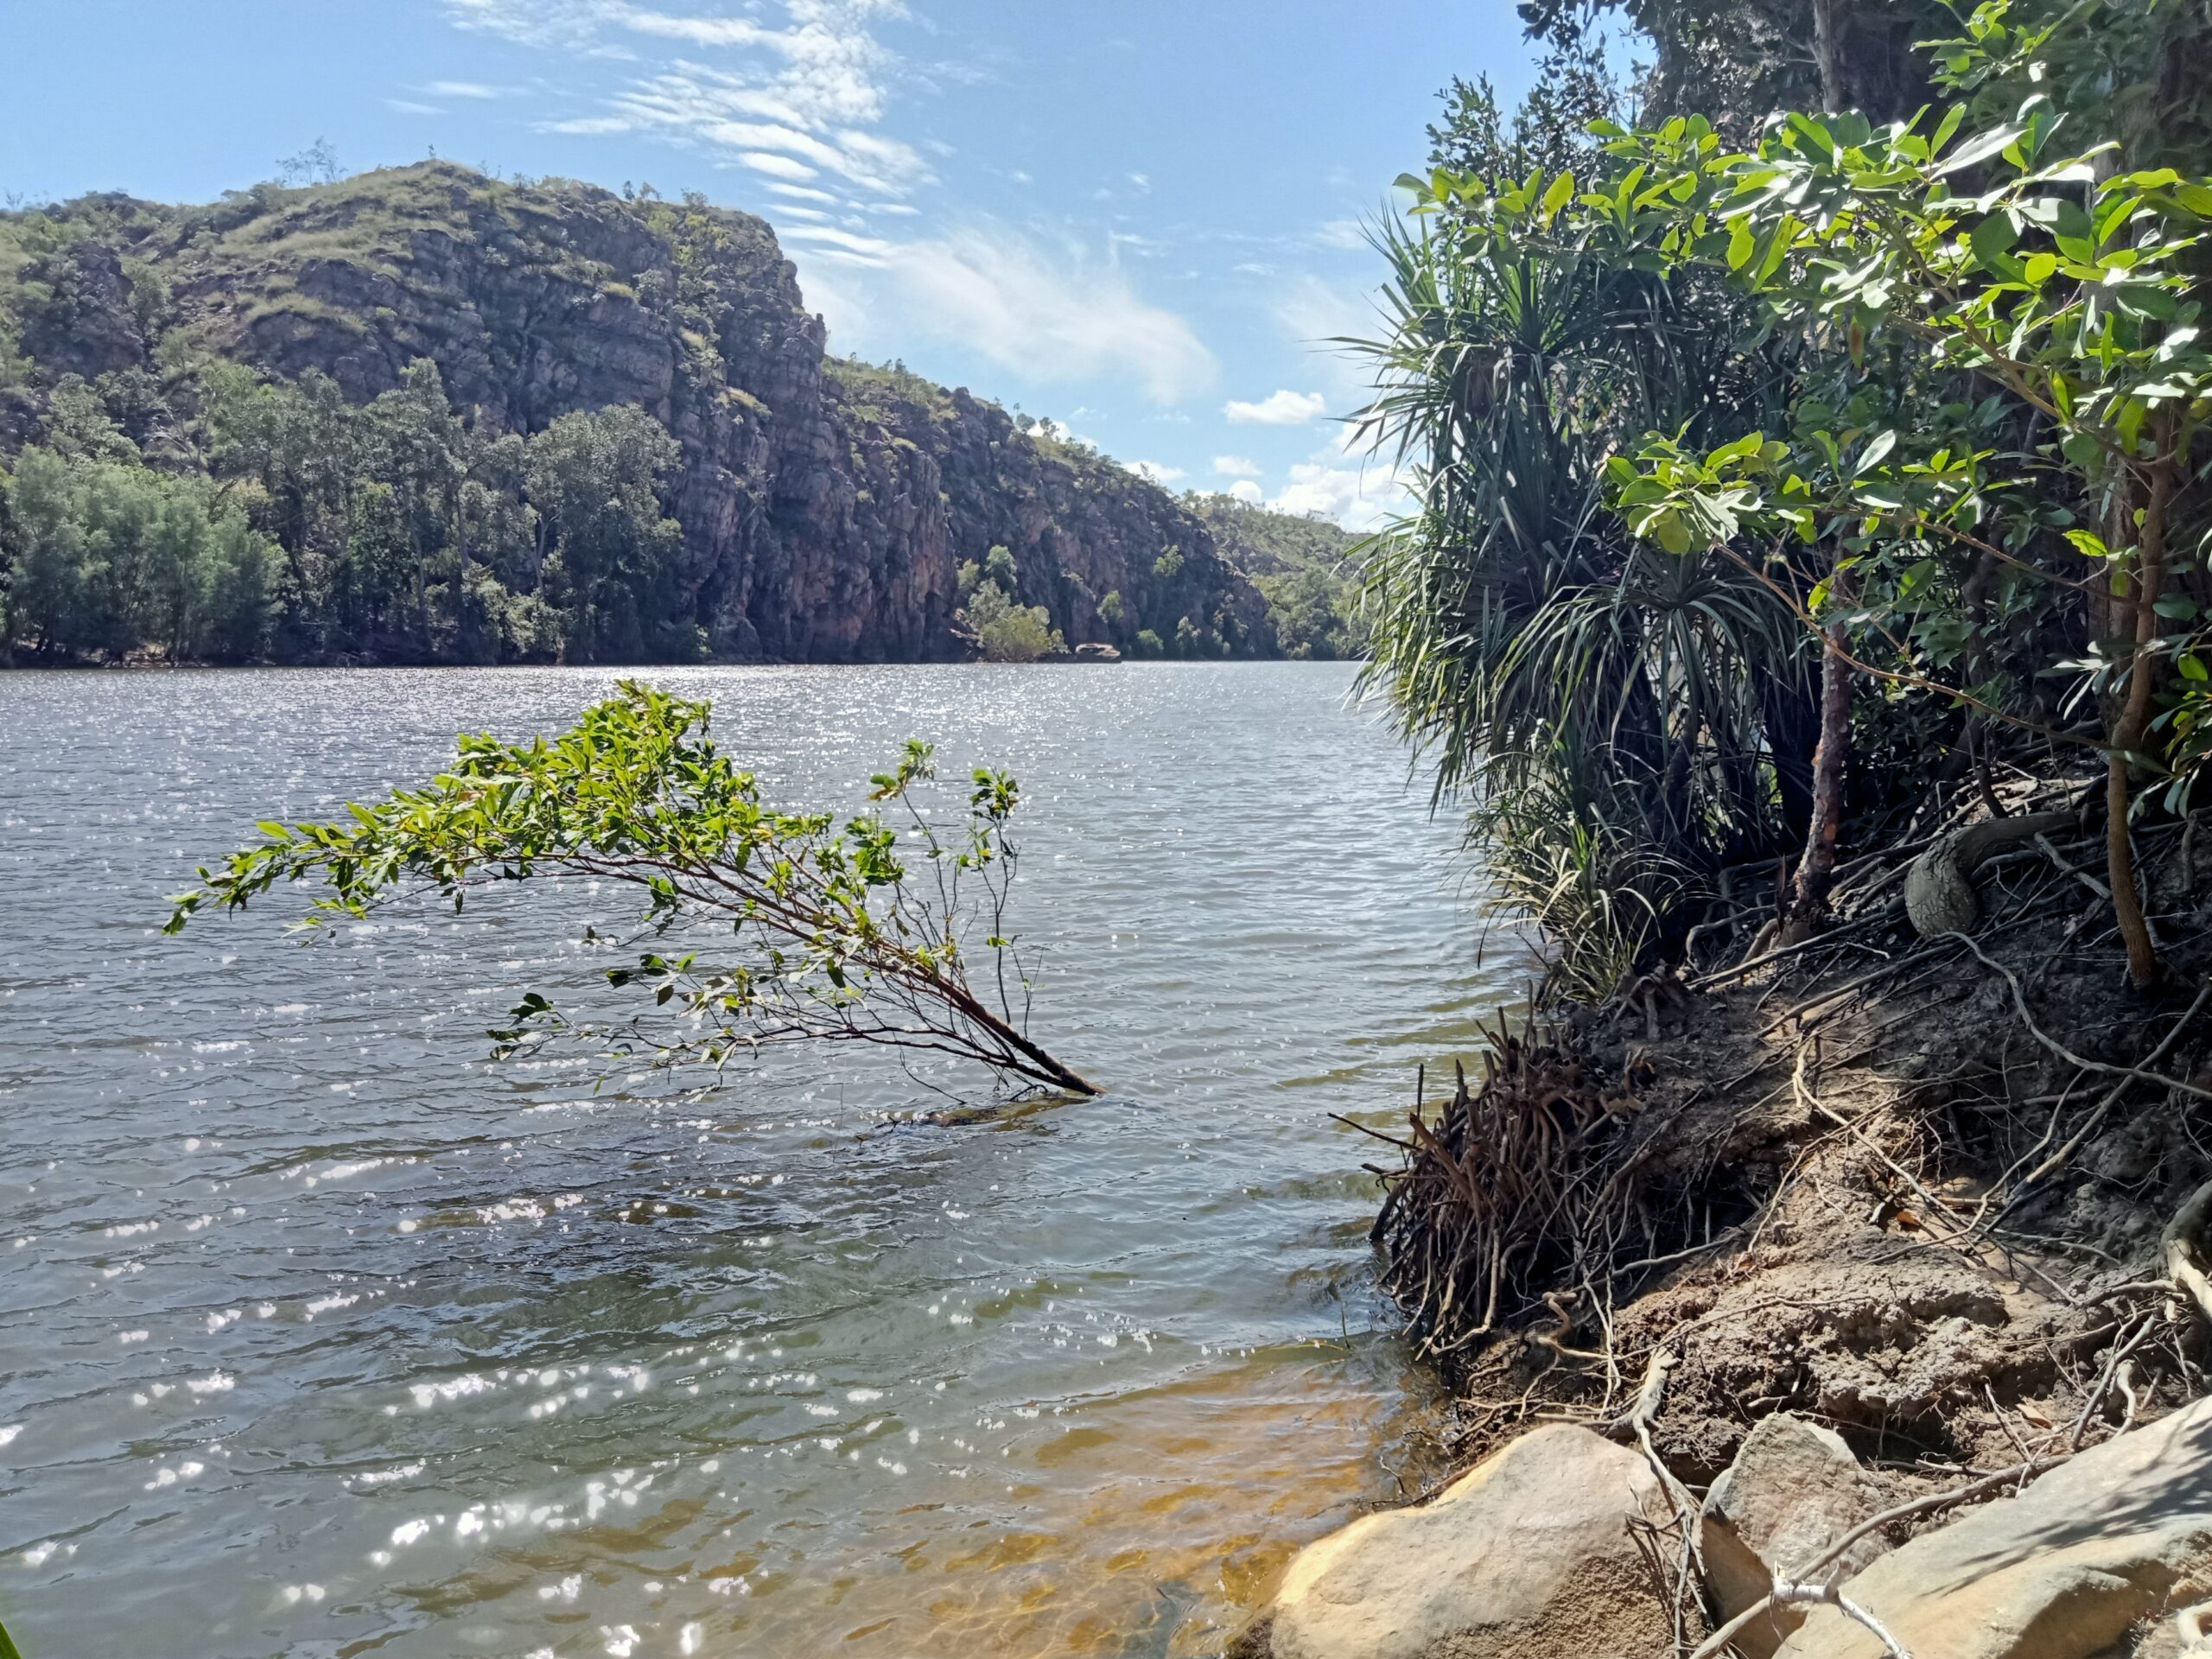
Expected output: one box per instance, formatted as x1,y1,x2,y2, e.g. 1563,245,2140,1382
1700,1414,1891,1659
1774,1396,2212,1659
1249,1423,1676,1659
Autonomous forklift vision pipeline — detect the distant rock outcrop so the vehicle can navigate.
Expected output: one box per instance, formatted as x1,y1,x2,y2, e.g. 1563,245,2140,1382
0,164,1284,664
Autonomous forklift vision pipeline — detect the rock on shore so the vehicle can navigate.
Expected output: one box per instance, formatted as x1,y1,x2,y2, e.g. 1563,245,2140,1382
1232,1424,1677,1659
1239,1399,2212,1659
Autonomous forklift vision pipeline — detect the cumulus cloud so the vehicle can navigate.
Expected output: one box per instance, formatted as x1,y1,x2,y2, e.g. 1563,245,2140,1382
1212,454,1262,478
1229,479,1263,504
804,227,1214,404
1129,460,1185,484
1224,389,1325,426
1266,430,1411,531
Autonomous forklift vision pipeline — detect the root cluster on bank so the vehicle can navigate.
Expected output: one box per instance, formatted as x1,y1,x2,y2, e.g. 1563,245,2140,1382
1367,783,2212,1654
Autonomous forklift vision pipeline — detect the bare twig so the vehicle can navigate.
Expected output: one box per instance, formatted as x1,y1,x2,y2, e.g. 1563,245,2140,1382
1948,936,2212,1103
1687,1456,2069,1659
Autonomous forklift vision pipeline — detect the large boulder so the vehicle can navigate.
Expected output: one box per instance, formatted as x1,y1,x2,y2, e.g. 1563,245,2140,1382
1239,1423,1677,1659
1700,1414,1891,1659
1775,1397,2212,1659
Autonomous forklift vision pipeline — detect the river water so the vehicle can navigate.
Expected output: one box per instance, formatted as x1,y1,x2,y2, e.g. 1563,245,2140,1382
0,663,1516,1659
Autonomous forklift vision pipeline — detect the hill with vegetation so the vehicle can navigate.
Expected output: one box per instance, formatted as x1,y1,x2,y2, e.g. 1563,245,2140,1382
0,163,1281,665
1180,492,1365,659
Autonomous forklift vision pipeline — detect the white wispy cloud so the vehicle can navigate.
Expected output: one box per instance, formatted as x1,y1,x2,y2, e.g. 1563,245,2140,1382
1129,460,1185,484
603,69,930,192
1224,389,1325,426
739,149,820,180
801,226,1214,405
766,181,839,202
427,79,510,99
459,0,927,194
1272,273,1382,403
445,0,632,54
386,99,445,116
782,224,895,256
1212,454,1262,478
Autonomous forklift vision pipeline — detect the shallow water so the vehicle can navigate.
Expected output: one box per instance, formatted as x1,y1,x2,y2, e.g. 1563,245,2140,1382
0,662,1517,1658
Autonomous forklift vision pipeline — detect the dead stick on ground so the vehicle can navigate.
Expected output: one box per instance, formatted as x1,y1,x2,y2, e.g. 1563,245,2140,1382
2164,1179,2212,1326
2003,978,2212,1204
1771,1580,1914,1659
2069,1313,2158,1450
1685,1456,2069,1659
1611,1346,1707,1649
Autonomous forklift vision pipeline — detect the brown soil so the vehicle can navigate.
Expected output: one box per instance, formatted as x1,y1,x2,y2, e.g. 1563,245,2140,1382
1374,783,2212,1511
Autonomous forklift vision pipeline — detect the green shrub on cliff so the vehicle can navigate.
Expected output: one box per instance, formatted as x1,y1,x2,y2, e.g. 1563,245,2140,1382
965,579,1064,663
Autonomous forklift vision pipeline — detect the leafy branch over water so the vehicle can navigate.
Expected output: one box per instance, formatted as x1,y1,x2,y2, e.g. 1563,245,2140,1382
165,682,1099,1097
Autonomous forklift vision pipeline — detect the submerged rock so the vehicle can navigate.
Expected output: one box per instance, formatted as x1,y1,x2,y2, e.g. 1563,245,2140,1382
1775,1397,2212,1659
1236,1423,1676,1659
1700,1413,1891,1658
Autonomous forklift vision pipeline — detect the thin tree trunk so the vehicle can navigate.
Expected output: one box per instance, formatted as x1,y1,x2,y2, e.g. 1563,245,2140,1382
2108,456,2171,990
1781,608,1853,942
1814,0,1844,113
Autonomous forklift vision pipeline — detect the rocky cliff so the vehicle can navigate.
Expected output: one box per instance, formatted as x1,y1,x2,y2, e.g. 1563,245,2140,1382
0,163,1278,663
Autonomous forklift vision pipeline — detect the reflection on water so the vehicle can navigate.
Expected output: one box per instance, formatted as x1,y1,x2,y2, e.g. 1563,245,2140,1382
0,664,1516,1657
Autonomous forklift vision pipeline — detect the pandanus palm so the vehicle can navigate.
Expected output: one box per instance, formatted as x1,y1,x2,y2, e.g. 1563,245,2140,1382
1349,194,1808,981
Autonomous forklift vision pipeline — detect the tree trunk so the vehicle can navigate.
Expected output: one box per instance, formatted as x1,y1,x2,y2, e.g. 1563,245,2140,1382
1813,0,1844,113
2108,457,2172,990
1779,613,1853,944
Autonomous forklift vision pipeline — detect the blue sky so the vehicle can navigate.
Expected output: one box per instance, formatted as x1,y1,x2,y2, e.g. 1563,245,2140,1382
3,2,1546,527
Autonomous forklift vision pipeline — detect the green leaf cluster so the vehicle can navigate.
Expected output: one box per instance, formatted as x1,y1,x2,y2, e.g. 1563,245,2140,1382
166,683,1096,1095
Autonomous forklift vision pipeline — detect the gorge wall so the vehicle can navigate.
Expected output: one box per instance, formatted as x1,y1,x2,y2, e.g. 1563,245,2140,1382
0,162,1284,663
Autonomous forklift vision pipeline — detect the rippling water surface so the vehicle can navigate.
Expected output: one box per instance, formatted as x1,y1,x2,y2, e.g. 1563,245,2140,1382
0,663,1517,1658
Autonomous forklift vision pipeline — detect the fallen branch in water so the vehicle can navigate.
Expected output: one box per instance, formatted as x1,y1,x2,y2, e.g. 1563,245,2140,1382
165,681,1100,1098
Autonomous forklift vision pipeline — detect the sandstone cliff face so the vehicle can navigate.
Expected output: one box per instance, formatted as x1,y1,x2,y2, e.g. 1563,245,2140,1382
0,164,1274,662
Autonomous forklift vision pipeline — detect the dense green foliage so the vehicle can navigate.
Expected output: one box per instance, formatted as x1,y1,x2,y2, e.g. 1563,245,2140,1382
168,682,1096,1095
957,549,1068,663
3,446,283,659
4,361,692,665
1182,493,1368,659
1361,0,2212,994
198,359,690,664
